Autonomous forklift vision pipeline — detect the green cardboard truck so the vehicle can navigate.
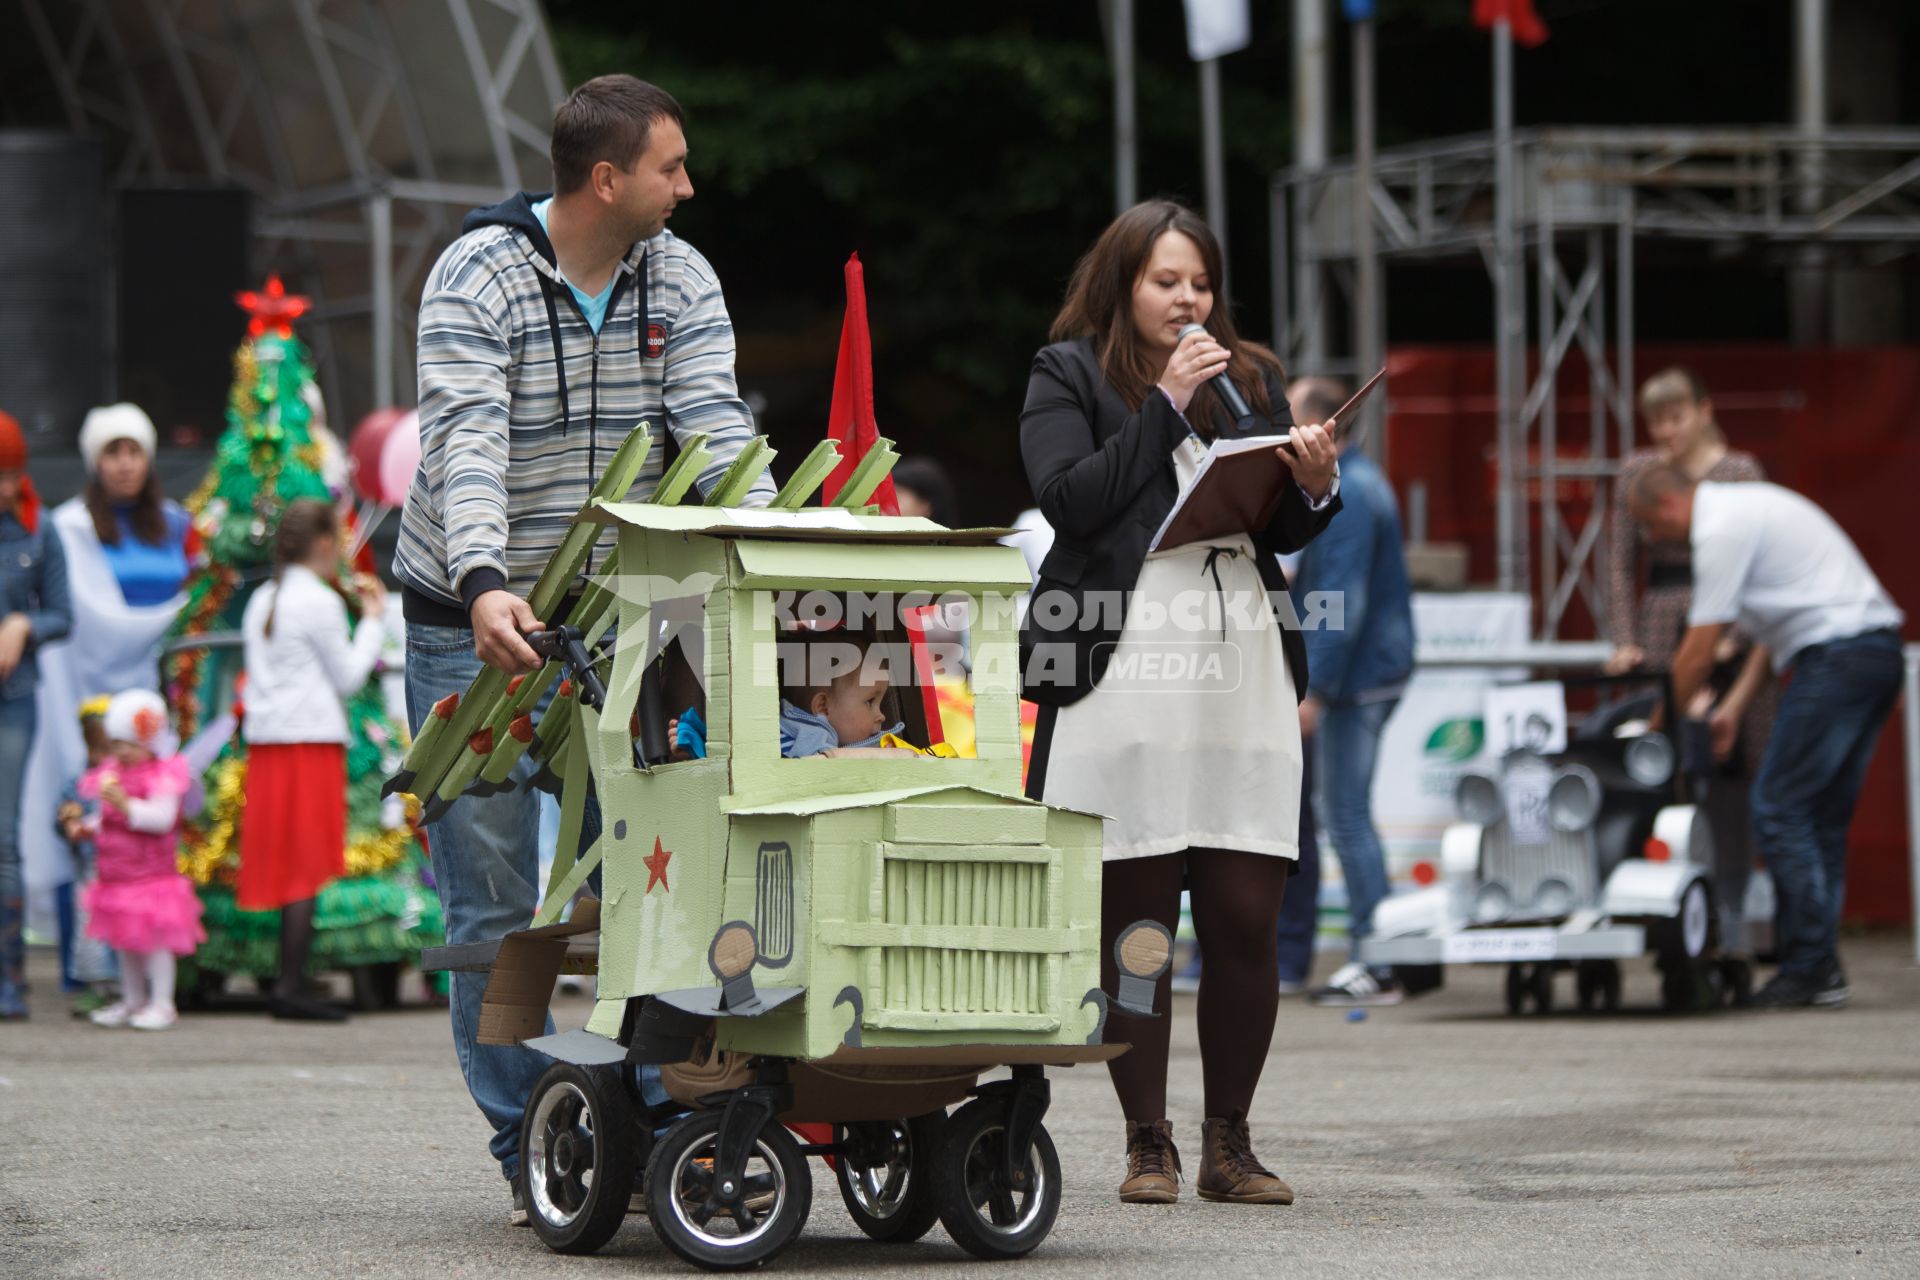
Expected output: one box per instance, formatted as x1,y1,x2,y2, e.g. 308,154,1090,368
395,424,1164,1269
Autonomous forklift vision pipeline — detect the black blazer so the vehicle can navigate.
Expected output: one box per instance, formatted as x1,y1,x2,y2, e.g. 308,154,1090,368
1017,336,1340,708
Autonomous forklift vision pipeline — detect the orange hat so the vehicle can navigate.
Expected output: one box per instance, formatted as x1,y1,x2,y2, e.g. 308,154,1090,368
0,411,24,470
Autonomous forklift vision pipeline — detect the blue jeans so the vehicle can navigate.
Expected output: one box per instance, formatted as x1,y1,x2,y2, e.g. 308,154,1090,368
1275,750,1320,985
405,624,682,1182
1,694,36,1012
1315,697,1399,972
0,693,32,905
1750,629,1903,980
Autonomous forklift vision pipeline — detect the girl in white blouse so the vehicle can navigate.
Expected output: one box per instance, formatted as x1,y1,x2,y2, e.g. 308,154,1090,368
239,500,386,1021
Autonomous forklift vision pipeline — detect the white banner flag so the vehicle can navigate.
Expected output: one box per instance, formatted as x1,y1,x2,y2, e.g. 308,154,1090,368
1183,0,1252,62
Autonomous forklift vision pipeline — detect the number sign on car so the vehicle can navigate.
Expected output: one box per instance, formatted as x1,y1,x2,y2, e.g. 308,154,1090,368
1485,681,1568,758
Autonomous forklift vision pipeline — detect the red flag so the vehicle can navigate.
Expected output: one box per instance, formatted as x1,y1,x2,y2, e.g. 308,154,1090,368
821,253,899,513
1473,0,1548,47
819,254,943,745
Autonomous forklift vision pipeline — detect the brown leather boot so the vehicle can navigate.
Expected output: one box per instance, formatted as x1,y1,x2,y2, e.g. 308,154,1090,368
1118,1119,1181,1204
1196,1112,1293,1204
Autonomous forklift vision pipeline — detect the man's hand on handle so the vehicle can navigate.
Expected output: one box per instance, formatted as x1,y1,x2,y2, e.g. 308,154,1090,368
470,589,544,674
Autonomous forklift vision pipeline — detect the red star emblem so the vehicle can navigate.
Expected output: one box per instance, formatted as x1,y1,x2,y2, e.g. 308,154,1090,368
644,837,672,894
234,275,312,338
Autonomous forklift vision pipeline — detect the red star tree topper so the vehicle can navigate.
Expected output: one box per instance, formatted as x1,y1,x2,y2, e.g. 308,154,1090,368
234,275,313,338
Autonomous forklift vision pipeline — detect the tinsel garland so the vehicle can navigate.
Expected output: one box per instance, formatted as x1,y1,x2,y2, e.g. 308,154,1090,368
185,467,219,519
179,756,421,886
191,858,445,976
163,561,237,741
229,342,260,424
194,334,330,572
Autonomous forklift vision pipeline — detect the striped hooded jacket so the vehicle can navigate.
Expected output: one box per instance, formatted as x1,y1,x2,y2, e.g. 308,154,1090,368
396,193,773,622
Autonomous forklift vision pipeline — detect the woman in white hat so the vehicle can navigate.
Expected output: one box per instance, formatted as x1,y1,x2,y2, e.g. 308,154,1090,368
21,405,193,968
73,404,193,607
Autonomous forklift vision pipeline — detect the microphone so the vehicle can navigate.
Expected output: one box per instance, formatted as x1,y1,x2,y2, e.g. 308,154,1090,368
1176,323,1256,424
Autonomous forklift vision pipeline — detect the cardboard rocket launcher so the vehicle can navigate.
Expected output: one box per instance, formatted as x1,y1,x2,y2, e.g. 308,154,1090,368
401,419,1149,1072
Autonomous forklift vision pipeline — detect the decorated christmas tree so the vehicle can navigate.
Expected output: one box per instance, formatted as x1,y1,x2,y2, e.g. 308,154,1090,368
163,277,442,997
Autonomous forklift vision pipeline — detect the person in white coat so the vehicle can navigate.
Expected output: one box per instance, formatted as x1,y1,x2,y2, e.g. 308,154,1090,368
239,500,386,1021
22,405,191,952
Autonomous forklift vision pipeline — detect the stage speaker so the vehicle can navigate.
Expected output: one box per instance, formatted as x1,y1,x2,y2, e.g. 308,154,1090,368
117,185,252,448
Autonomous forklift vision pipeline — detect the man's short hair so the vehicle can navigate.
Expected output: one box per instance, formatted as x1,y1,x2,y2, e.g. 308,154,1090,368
551,75,684,195
1288,377,1347,426
1638,366,1709,416
1626,461,1696,511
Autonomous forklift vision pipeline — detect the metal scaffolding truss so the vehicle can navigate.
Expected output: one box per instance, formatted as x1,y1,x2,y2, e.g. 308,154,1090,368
2,0,565,427
1270,126,1920,639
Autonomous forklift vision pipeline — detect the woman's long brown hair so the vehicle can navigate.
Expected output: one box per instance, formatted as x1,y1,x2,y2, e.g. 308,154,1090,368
1049,199,1283,435
85,468,169,548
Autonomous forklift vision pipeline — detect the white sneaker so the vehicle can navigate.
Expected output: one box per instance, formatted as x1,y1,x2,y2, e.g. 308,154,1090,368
1277,977,1308,997
129,1004,178,1031
1309,962,1404,1007
89,1002,134,1027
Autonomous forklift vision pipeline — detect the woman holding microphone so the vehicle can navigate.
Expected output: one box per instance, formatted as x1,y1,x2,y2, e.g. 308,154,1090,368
1020,200,1340,1206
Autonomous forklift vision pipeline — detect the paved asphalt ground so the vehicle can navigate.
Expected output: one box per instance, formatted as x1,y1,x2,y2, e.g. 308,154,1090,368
5,936,1918,1279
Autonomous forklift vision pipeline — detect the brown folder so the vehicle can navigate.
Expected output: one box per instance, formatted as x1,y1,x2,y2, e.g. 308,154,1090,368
1147,368,1385,554
1149,435,1297,552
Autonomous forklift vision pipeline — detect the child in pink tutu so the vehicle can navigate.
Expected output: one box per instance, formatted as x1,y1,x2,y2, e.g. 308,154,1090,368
81,688,204,1031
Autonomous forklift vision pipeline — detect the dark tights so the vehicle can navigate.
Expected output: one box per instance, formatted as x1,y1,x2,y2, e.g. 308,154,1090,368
1101,849,1290,1121
274,897,318,1001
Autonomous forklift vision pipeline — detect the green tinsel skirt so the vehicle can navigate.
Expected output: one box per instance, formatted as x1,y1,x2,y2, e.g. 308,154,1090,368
190,850,445,976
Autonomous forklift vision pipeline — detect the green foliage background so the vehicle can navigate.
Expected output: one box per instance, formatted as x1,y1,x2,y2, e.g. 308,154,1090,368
543,1,1846,520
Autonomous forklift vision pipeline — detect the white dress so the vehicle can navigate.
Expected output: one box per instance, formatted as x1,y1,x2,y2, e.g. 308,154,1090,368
1040,437,1304,862
20,499,186,927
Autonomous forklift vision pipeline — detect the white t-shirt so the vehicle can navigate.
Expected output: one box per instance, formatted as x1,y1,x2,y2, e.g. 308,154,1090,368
242,564,387,744
1688,481,1903,671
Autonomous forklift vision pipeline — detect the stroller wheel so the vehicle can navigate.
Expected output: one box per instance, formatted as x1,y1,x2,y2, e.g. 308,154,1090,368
932,1097,1061,1261
646,1108,812,1270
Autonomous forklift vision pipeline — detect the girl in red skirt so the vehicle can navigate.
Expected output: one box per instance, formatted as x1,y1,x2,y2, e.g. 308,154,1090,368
239,500,386,1021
